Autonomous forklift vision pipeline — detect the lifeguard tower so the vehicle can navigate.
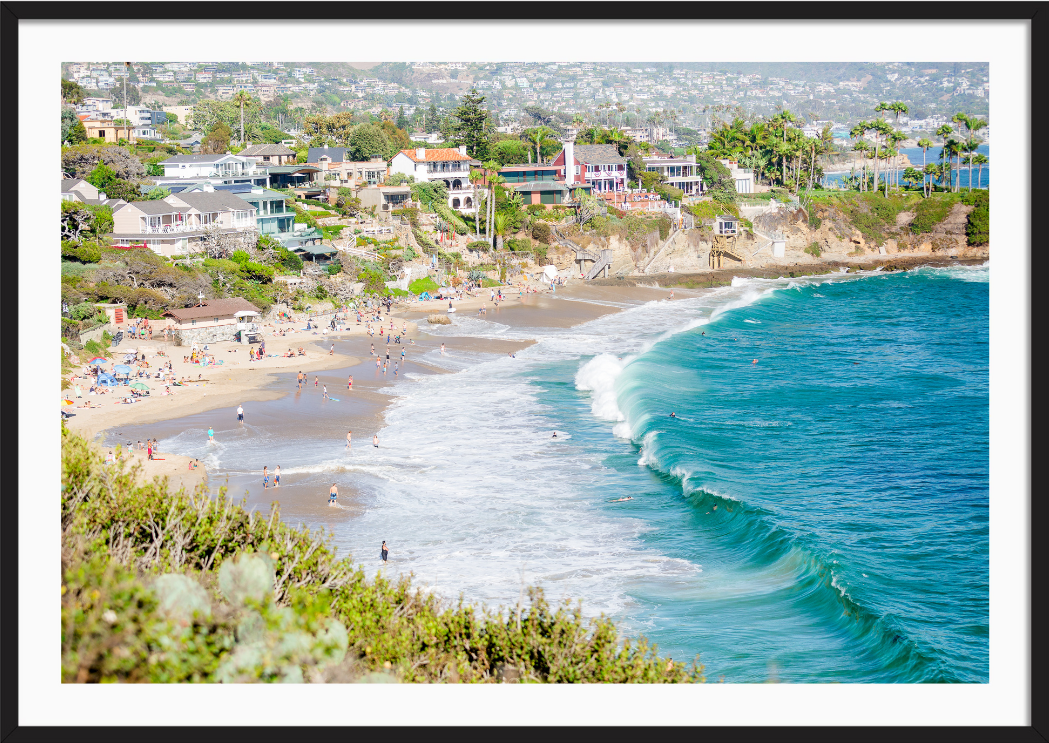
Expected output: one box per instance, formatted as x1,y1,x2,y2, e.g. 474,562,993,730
710,215,747,268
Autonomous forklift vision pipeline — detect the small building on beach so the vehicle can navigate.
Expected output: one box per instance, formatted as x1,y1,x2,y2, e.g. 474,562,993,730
163,297,262,346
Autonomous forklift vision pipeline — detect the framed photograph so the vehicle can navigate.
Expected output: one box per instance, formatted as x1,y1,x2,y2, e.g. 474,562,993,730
4,4,1038,738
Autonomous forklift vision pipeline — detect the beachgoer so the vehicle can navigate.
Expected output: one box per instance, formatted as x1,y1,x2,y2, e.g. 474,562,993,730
208,427,214,442
381,540,388,564
440,343,445,355
670,412,676,418
330,343,335,356
315,376,319,387
147,440,153,460
346,430,352,449
263,465,269,489
237,404,244,422
329,483,338,506
323,385,329,400
373,433,379,448
376,357,381,369
370,344,375,356
348,374,353,390
274,465,280,488
394,362,398,376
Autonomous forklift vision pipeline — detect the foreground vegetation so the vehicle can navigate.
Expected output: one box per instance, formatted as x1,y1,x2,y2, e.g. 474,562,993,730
61,427,704,683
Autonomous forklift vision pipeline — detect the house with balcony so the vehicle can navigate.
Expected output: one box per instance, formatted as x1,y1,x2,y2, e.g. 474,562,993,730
390,146,477,213
497,164,590,208
551,144,627,194
643,153,703,196
153,153,269,189
306,147,388,189
106,187,258,257
358,185,412,216
715,159,755,195
261,164,323,197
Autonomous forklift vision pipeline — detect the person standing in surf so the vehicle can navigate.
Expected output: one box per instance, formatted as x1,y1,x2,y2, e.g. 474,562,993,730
381,540,388,565
346,430,352,449
237,404,244,422
207,426,214,442
329,483,338,506
274,465,281,488
263,465,270,490
373,433,379,448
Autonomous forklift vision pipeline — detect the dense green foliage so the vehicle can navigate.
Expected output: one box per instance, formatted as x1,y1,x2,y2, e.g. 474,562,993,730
61,428,703,683
910,193,959,235
408,276,440,295
963,190,989,246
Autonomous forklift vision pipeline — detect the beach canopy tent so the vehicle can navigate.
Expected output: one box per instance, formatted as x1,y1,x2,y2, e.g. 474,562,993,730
418,292,432,301
96,372,120,387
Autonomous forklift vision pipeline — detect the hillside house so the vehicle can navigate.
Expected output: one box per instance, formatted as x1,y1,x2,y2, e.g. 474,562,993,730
551,143,627,194
106,186,258,256
390,147,477,213
239,143,297,166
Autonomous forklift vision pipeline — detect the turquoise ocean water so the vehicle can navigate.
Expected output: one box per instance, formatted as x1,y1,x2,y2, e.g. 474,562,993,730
119,265,989,682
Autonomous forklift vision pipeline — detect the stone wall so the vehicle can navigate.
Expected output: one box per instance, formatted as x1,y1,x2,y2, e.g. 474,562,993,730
171,324,239,346
79,323,116,346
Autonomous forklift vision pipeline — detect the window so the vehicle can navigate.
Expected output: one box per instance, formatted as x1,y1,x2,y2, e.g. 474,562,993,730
99,130,106,138
574,165,580,175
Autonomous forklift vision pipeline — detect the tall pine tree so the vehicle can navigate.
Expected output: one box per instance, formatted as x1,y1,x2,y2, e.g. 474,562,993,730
425,102,440,133
396,105,409,131
452,89,491,160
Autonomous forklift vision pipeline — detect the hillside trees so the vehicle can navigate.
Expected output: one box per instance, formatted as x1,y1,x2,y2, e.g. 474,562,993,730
452,88,491,160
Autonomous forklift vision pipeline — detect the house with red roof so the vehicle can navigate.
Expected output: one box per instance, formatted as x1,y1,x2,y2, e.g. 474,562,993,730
390,146,478,214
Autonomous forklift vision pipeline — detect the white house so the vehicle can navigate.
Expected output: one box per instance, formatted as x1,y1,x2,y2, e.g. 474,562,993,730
160,153,259,180
390,146,477,213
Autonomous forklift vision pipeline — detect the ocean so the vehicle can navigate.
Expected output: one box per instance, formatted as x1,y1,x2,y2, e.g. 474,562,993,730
823,144,990,190
112,265,989,683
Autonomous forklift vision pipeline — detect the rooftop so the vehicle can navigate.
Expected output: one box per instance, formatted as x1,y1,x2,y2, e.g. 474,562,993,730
239,143,296,157
397,147,471,163
572,144,627,165
164,297,261,322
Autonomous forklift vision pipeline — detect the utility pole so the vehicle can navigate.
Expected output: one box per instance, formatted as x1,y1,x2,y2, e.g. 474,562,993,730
124,62,130,146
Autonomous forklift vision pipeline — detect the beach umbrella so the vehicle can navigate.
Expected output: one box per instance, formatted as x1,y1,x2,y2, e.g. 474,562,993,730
130,382,150,391
113,364,132,375
62,399,74,406
87,357,108,365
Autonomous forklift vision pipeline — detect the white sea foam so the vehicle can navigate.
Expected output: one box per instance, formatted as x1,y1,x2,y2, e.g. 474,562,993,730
574,354,626,421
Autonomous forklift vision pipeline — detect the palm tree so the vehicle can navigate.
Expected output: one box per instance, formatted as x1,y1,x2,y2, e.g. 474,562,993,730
850,122,870,191
971,153,989,189
232,91,255,146
936,124,954,193
492,211,508,251
482,160,499,243
916,138,933,197
950,113,969,192
469,168,486,238
886,129,906,195
963,117,987,191
525,126,554,164
924,163,943,193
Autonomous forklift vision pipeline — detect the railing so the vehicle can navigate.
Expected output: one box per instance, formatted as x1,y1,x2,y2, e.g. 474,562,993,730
426,166,469,175
144,223,191,234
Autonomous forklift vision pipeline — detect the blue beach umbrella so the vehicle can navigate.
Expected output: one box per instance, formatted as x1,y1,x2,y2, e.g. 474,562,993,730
113,364,132,375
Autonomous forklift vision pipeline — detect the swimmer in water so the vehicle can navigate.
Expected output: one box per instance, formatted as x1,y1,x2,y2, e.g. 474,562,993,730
670,412,676,418
552,432,558,438
611,497,634,502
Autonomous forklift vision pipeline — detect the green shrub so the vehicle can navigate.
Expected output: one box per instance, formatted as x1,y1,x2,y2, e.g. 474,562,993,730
805,242,822,257
808,214,822,230
467,240,490,251
909,193,958,235
505,237,532,252
230,250,250,265
526,203,546,215
531,221,553,244
966,203,989,246
390,288,413,298
70,301,98,321
408,276,440,295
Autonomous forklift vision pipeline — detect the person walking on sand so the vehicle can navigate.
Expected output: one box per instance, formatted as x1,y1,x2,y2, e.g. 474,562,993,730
237,404,244,422
329,483,338,506
373,433,379,448
346,430,352,449
263,465,270,490
314,376,319,387
381,540,388,565
208,426,214,442
330,343,335,356
274,465,281,488
323,385,329,400
147,439,153,460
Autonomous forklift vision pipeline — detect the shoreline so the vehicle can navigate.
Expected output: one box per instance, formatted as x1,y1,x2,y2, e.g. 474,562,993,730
69,260,971,494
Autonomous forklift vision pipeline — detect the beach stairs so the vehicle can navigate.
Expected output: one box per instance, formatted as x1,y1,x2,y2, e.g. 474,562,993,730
642,225,681,274
583,249,613,280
